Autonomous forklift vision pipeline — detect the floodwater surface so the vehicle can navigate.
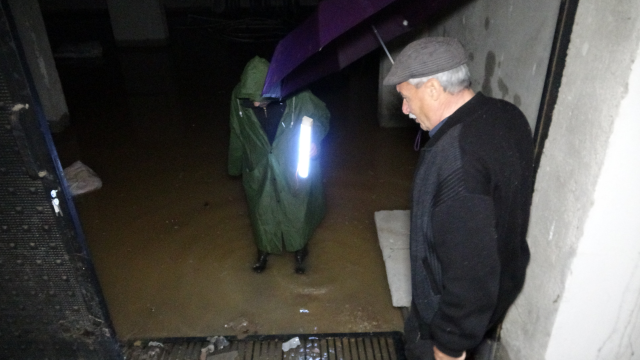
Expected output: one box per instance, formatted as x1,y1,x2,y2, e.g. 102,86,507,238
52,17,420,340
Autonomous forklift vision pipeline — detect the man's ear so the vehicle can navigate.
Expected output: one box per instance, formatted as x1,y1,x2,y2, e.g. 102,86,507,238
424,78,444,101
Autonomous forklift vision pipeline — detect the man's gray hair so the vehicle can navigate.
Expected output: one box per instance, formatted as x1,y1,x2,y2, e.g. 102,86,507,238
408,64,471,94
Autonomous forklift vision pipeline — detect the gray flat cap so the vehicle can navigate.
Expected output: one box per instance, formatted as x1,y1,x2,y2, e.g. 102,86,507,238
383,37,467,85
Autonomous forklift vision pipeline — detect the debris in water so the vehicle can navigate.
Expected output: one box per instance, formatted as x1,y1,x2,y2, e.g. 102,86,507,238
224,318,257,339
282,337,301,352
201,350,239,360
206,336,230,350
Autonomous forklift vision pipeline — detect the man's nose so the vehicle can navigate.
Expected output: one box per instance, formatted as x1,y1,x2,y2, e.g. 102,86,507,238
402,100,410,114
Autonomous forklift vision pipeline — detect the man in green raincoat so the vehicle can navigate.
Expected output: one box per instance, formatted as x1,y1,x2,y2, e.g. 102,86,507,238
228,56,330,274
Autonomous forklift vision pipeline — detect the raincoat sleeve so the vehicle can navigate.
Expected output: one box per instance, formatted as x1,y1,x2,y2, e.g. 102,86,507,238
297,90,330,145
228,91,244,176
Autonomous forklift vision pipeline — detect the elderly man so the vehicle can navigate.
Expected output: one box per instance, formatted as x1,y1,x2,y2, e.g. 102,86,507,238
383,38,533,360
229,56,330,274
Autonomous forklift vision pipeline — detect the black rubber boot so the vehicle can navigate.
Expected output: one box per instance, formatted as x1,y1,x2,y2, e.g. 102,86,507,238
252,251,269,273
294,247,308,274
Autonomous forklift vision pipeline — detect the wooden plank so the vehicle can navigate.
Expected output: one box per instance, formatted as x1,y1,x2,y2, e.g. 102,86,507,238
319,339,328,360
363,338,374,360
355,338,366,360
326,338,336,360
245,341,255,360
255,340,265,360
377,337,390,360
274,339,283,360
235,340,246,360
266,340,276,360
342,338,352,360
370,336,383,360
335,338,344,360
184,341,197,359
168,341,185,360
385,337,397,360
307,336,320,360
296,336,307,360
158,343,171,360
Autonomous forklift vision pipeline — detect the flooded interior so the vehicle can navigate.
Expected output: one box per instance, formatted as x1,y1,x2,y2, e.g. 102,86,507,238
47,11,421,340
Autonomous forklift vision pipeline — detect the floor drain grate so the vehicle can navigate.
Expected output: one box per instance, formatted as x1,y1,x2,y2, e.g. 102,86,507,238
124,332,405,360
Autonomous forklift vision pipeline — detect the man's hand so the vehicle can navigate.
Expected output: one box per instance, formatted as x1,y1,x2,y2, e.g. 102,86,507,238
433,346,465,360
310,143,318,158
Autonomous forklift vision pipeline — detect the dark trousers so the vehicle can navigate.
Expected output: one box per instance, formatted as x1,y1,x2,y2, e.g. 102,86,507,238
404,306,499,360
404,307,435,360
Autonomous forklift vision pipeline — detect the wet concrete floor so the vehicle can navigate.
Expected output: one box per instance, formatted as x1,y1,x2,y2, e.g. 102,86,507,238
51,14,421,341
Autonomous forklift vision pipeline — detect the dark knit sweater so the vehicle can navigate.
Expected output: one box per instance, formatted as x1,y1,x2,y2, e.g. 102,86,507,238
410,92,533,357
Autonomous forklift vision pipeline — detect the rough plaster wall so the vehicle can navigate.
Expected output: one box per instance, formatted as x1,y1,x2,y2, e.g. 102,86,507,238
378,0,559,129
9,0,69,128
106,0,169,45
427,0,560,129
501,0,640,358
545,41,640,359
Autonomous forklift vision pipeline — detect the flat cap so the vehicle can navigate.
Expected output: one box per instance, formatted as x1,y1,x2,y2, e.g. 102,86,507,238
383,37,467,85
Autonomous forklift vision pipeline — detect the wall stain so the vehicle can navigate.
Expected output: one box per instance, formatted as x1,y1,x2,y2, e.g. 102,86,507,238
498,77,509,99
482,51,496,97
513,94,522,108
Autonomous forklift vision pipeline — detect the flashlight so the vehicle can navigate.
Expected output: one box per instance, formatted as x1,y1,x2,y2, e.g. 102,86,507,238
297,116,313,178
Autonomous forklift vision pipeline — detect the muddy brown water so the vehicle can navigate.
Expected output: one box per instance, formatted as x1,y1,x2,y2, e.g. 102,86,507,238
51,19,420,340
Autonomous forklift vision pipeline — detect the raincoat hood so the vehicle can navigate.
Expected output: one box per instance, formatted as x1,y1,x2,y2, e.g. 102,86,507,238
237,56,270,103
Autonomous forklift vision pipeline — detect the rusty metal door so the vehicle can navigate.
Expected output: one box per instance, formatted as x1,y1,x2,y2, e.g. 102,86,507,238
0,1,122,358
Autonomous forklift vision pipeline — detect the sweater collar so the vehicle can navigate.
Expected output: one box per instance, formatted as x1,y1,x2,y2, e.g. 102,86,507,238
425,91,486,149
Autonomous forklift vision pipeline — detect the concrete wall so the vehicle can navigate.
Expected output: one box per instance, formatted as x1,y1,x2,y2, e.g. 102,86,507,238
501,0,640,358
106,0,169,46
9,0,69,132
378,0,560,129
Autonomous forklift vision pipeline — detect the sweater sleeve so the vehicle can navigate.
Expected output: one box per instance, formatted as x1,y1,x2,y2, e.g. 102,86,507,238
297,90,330,143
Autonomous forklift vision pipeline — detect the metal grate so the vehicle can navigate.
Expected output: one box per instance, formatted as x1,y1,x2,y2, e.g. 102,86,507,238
124,332,405,360
0,2,120,358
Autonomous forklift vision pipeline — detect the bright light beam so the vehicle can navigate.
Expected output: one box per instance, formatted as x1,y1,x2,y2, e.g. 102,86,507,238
297,116,313,178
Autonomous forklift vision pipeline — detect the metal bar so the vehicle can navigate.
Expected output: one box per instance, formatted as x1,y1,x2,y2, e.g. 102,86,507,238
371,25,394,64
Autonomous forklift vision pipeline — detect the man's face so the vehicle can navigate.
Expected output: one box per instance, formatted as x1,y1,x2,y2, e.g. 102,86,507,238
253,100,271,108
396,81,433,131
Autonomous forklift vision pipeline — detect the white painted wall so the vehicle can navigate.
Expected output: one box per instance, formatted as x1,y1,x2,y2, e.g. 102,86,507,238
501,0,640,358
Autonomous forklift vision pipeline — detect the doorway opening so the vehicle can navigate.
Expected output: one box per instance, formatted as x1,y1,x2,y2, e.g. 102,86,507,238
45,9,418,341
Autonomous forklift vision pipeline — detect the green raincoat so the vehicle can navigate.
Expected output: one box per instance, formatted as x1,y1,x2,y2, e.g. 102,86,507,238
228,57,330,254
